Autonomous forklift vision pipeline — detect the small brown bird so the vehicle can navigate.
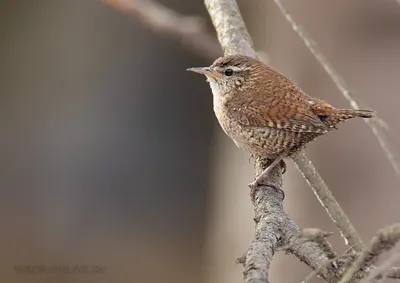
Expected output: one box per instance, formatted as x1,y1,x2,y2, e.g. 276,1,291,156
187,55,374,199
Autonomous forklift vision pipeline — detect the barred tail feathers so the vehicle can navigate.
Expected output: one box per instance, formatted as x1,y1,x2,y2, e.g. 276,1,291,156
336,109,375,119
318,109,375,127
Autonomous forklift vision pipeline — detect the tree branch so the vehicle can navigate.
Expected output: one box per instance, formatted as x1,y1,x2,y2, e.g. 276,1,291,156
386,266,400,279
339,223,400,283
299,228,337,259
248,158,342,283
302,246,356,283
204,0,257,58
360,253,400,283
100,0,222,59
292,152,364,252
280,228,336,260
242,177,284,283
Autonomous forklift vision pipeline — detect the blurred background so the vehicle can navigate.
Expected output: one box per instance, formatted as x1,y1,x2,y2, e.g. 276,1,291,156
1,0,400,282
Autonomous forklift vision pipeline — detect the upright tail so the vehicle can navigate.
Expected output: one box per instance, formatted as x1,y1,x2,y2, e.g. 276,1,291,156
318,108,375,127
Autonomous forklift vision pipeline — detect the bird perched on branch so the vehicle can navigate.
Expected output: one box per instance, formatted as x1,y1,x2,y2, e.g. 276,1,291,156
187,55,375,202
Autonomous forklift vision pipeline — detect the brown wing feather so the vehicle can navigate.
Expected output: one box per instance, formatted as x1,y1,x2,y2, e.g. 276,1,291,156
227,67,331,134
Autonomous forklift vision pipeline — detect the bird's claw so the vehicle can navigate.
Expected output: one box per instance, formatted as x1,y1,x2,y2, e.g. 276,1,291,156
248,180,260,205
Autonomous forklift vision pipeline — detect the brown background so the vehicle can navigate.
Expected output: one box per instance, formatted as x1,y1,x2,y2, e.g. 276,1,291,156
1,0,400,282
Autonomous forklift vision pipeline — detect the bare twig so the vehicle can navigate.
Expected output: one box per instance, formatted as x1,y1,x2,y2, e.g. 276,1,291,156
339,223,400,283
272,0,400,176
300,229,337,259
302,246,356,283
292,151,364,252
361,252,400,283
386,266,400,279
100,0,221,59
280,228,336,259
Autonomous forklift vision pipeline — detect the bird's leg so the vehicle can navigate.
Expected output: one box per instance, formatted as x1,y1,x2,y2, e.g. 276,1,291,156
249,156,283,204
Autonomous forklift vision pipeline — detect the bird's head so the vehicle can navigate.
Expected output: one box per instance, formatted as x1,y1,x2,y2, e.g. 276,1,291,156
187,55,263,99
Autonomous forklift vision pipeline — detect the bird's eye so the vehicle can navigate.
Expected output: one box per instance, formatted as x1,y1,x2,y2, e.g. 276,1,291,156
224,69,234,76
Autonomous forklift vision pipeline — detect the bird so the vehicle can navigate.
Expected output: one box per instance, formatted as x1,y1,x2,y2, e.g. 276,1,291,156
187,54,375,201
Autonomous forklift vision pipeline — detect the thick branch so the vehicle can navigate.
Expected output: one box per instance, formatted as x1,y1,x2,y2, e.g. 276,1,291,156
202,2,279,281
250,158,339,283
205,0,256,58
243,175,284,283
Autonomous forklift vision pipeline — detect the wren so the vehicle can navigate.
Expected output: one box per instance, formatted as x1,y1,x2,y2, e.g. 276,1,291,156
187,55,374,201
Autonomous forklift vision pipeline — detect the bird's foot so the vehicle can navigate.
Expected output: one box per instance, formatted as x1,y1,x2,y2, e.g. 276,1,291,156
248,178,285,205
248,165,275,205
248,157,285,205
249,181,259,205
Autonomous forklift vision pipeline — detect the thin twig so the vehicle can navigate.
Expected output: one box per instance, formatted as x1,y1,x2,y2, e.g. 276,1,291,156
362,252,400,283
300,229,337,259
100,0,222,59
302,246,356,283
386,266,400,279
280,228,336,259
339,223,400,283
292,151,364,252
272,0,400,176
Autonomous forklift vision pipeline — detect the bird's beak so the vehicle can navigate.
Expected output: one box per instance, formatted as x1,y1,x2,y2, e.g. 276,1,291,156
186,67,222,79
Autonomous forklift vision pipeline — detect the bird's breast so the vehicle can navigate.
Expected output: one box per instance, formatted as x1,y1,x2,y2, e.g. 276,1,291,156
213,98,259,152
213,98,234,136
